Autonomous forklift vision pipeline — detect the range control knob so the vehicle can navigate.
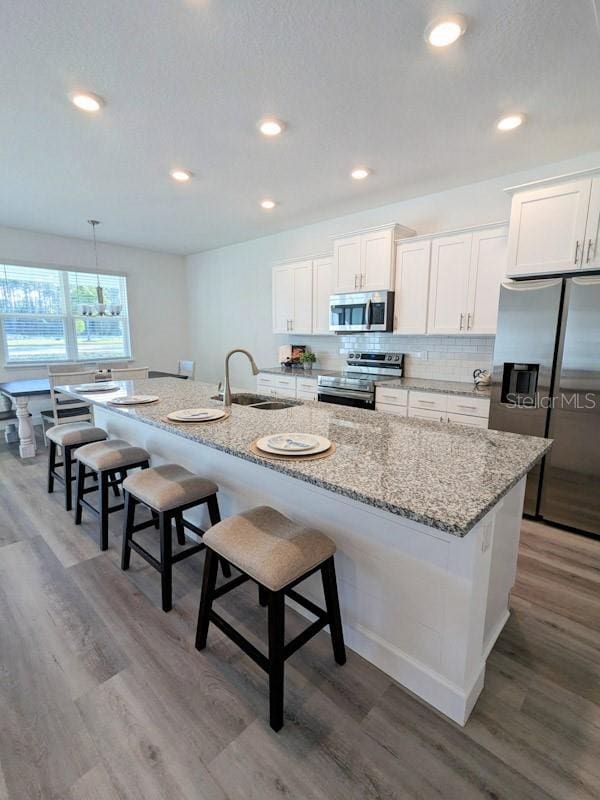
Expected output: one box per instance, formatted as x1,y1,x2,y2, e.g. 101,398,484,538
349,353,355,359
394,355,400,361
386,355,392,361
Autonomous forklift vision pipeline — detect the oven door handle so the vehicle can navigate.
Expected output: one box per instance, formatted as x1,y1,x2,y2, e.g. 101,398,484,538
365,299,372,330
318,386,373,401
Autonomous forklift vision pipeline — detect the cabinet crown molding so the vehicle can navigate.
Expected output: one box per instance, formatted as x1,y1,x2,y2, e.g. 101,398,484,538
329,222,416,240
504,167,600,194
274,252,332,266
396,220,508,244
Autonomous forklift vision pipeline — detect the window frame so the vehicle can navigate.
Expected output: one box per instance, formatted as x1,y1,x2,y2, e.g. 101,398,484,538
0,261,133,367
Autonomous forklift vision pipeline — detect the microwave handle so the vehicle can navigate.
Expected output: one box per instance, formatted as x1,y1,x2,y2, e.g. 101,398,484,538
365,299,372,330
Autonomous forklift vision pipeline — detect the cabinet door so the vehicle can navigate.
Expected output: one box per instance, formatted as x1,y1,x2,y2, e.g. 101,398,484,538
361,228,395,290
290,260,313,334
394,239,431,333
272,266,293,333
583,176,600,271
312,257,333,334
333,236,362,292
427,233,472,334
447,412,488,428
506,178,592,276
466,226,508,334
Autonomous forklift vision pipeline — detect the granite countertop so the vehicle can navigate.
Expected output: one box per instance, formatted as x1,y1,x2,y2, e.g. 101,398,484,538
60,378,550,537
260,367,491,397
376,377,492,398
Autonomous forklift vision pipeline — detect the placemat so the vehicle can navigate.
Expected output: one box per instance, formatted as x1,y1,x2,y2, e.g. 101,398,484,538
249,440,336,462
161,410,231,425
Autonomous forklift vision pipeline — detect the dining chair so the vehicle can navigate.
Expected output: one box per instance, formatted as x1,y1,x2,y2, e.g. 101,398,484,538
110,367,149,380
41,370,96,446
47,362,97,374
178,359,195,379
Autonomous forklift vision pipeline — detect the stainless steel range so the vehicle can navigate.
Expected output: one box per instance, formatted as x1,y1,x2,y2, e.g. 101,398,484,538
317,351,404,409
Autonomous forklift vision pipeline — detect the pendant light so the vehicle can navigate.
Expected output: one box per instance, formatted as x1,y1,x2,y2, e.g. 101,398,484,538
88,219,107,315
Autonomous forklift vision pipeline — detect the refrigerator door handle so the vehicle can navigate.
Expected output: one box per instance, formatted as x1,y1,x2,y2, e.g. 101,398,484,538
501,278,563,292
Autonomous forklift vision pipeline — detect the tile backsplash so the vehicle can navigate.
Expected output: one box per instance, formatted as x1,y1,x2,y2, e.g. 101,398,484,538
290,334,495,383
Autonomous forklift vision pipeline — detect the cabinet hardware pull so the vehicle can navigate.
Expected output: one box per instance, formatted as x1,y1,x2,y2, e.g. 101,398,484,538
587,238,595,263
354,274,357,289
574,240,580,264
418,400,435,405
467,312,472,329
290,319,293,330
458,404,476,410
459,312,464,330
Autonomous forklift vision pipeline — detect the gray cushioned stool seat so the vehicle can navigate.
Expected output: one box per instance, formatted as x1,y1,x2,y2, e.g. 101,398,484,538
202,505,336,591
46,422,107,447
123,463,218,512
76,439,150,471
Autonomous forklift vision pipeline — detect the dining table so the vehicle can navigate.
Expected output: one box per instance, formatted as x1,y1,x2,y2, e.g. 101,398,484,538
0,378,51,458
0,370,188,458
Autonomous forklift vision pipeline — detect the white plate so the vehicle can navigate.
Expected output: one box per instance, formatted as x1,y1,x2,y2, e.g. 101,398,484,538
256,433,331,456
109,394,159,405
73,382,119,392
266,433,319,452
167,407,227,422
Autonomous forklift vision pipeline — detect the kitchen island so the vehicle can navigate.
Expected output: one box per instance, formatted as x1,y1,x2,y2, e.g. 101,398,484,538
60,377,551,725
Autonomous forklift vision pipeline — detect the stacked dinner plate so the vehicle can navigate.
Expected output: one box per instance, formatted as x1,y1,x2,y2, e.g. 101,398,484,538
166,407,228,422
72,382,119,393
109,395,159,405
255,433,331,457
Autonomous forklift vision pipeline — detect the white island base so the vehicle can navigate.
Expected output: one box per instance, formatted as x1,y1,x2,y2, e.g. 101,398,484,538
96,406,525,726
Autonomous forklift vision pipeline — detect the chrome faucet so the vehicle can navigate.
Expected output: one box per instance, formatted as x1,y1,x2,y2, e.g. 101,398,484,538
223,349,260,407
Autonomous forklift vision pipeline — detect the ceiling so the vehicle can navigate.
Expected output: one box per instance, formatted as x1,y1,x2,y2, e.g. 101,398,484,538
1,0,600,255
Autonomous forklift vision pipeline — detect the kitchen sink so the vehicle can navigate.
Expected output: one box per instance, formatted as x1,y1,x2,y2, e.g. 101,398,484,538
210,393,300,410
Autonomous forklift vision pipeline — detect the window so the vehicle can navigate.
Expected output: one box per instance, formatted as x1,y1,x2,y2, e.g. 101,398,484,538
0,264,131,364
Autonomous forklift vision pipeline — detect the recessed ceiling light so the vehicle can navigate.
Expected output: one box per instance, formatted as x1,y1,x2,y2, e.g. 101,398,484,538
497,113,526,131
70,91,104,112
261,199,276,209
169,169,193,182
425,15,467,47
351,167,371,180
258,118,286,137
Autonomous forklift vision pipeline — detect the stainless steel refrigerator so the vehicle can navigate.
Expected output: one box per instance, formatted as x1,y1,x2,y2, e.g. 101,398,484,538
489,276,600,536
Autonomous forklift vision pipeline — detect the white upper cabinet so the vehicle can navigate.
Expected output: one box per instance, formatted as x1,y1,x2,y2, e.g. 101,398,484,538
272,259,313,334
332,224,415,293
333,235,362,292
427,224,508,335
427,233,472,334
394,239,431,334
584,175,600,271
361,228,395,291
466,225,508,334
312,257,334,335
272,265,293,333
291,260,313,334
506,176,593,276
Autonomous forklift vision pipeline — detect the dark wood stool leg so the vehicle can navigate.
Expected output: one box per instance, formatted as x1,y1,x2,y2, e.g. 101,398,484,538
74,460,86,524
64,445,74,511
47,440,57,494
321,557,346,665
195,548,219,650
175,514,186,546
268,589,285,731
99,471,110,551
258,586,269,607
159,512,173,612
121,491,136,570
206,494,231,577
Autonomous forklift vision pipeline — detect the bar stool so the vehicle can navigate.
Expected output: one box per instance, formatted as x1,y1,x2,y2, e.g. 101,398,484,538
46,422,108,511
195,505,346,731
74,439,151,551
121,463,229,612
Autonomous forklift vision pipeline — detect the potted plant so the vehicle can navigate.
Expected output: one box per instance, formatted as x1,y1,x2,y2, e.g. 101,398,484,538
299,350,317,371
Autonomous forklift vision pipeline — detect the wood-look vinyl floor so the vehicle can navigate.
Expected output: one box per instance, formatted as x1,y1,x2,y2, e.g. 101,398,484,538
0,433,599,800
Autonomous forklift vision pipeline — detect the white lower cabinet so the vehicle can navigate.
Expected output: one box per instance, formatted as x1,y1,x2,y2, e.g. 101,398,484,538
377,387,489,428
257,373,317,400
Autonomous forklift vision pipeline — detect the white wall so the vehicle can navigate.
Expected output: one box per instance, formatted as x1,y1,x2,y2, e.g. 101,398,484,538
0,226,189,421
186,150,600,389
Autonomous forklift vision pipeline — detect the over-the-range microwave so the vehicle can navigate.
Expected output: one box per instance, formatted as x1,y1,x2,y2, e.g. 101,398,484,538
329,290,394,333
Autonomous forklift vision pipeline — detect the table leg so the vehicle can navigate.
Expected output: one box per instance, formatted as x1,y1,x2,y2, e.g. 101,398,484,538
15,397,36,458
